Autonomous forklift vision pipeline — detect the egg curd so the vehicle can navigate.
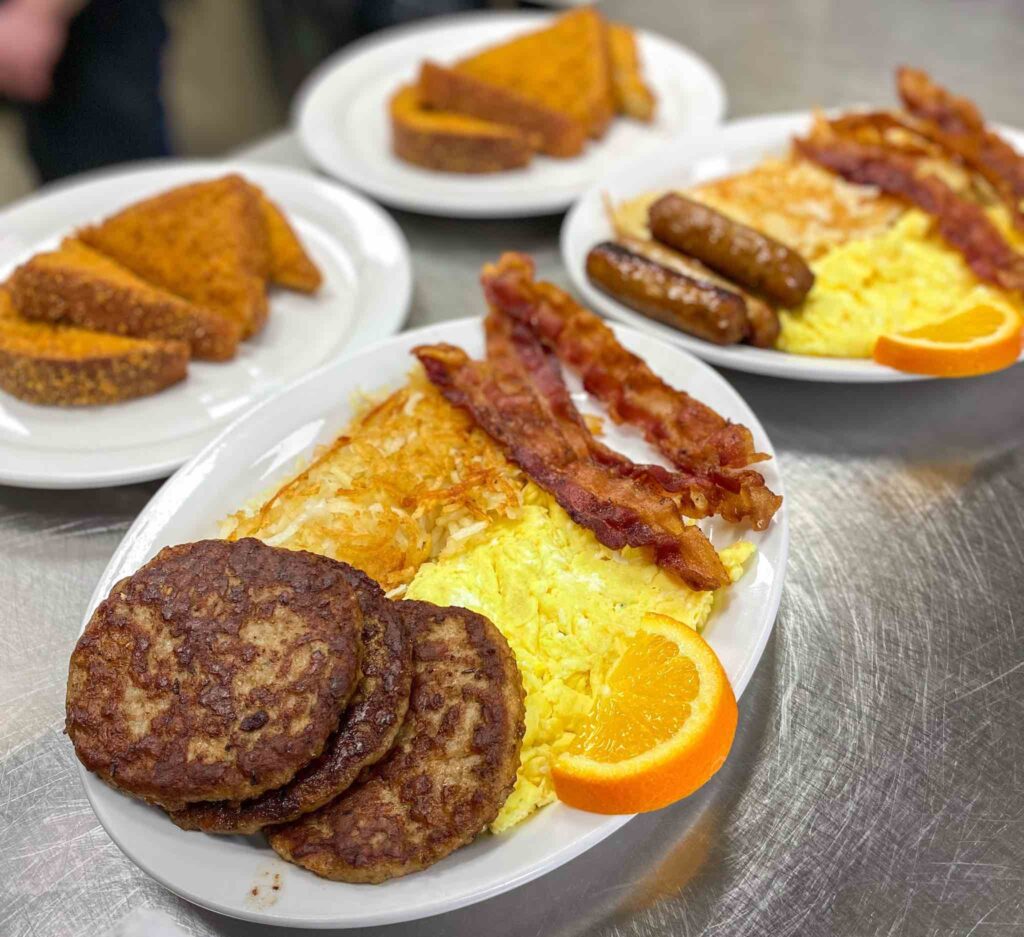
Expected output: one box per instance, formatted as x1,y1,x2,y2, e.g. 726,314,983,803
406,485,753,832
778,209,1024,357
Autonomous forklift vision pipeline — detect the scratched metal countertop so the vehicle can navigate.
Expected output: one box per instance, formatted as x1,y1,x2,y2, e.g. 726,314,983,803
2,1,1023,935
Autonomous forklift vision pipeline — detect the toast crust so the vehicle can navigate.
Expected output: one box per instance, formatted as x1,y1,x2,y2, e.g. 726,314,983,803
10,240,240,361
390,84,533,173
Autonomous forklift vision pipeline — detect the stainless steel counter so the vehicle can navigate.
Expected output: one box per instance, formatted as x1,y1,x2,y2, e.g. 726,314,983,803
2,1,1023,935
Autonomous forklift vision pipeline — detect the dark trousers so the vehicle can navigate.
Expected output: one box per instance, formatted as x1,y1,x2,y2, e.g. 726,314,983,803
17,0,170,183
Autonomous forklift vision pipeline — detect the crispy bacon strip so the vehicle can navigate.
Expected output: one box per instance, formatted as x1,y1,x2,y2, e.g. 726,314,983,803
795,131,1024,292
480,254,781,528
897,66,1024,227
481,253,769,472
485,308,779,529
414,342,730,591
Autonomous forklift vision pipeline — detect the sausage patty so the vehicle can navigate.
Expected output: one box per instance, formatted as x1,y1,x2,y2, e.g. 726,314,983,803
170,564,413,833
66,538,363,810
268,600,525,884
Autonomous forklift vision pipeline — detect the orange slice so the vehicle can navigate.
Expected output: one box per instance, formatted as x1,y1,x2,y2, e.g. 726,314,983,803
552,613,737,814
873,303,1023,377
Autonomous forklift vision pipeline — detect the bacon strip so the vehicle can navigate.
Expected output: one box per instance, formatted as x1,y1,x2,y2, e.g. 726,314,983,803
414,342,730,591
897,66,1024,228
481,253,768,470
795,131,1024,292
480,253,781,529
485,308,778,528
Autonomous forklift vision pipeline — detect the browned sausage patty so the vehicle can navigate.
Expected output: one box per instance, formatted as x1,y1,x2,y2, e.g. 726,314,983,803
268,600,525,884
170,565,412,833
66,539,363,810
649,192,815,307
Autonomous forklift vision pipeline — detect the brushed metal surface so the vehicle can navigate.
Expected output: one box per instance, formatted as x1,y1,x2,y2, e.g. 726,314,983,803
2,1,1023,935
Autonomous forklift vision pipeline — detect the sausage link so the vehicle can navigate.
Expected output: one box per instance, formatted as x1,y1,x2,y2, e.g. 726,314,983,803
586,241,748,345
616,236,781,348
648,193,815,306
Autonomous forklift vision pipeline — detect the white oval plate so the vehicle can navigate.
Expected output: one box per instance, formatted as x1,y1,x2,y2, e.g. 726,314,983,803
78,317,788,929
294,11,726,218
562,111,1024,382
0,161,411,489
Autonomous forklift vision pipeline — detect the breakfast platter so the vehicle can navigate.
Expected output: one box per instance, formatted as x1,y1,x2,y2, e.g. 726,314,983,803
7,4,1024,935
72,300,786,927
294,10,725,217
0,161,411,488
562,76,1024,382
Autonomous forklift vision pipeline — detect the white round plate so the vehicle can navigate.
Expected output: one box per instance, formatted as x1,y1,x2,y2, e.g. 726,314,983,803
0,161,411,489
294,11,726,218
562,111,1024,382
78,317,787,929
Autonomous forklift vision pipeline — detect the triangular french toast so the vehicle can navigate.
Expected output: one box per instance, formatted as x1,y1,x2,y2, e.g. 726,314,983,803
0,287,188,405
248,187,323,294
607,23,656,122
9,239,240,360
390,83,534,173
417,61,584,157
78,175,270,337
453,8,614,140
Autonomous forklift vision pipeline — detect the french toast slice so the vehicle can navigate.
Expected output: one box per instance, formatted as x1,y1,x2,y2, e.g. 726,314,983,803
390,83,534,173
250,188,323,294
417,61,584,158
0,288,188,406
9,239,240,361
607,23,656,122
78,175,270,337
453,7,614,139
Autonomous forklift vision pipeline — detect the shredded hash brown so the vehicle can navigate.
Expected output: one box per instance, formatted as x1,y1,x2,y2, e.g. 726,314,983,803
221,370,526,593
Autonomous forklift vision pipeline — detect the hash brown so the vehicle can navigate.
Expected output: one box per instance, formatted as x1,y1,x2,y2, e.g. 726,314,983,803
268,600,525,883
611,157,905,262
66,539,363,810
170,564,412,833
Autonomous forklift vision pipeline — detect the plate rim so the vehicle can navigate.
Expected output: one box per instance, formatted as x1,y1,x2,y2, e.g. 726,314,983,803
75,315,788,928
292,9,727,219
560,110,1024,383
0,159,412,489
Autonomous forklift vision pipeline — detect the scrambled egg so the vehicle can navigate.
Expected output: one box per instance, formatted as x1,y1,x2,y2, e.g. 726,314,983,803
778,210,1023,357
405,485,753,832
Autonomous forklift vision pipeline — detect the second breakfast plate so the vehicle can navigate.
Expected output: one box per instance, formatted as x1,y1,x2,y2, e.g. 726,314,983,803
561,112,1024,382
79,317,787,929
294,11,726,218
0,161,411,488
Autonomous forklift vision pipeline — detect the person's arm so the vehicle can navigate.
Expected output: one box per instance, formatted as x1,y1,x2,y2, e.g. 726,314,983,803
0,0,84,101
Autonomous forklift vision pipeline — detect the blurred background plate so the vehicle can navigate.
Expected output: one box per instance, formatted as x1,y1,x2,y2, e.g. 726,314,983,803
80,316,787,929
561,112,1024,383
294,11,726,218
0,161,411,489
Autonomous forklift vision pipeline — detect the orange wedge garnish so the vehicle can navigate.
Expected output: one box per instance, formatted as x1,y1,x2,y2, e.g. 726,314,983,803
552,613,737,815
873,303,1023,377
